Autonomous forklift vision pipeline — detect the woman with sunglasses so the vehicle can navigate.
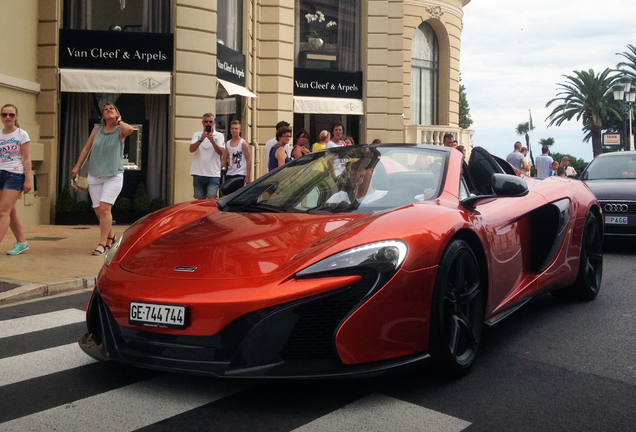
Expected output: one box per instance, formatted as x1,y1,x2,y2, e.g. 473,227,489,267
291,129,311,160
0,104,31,255
72,103,134,255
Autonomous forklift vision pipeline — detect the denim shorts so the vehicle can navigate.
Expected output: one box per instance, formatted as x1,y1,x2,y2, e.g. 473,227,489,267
0,170,26,191
193,175,220,199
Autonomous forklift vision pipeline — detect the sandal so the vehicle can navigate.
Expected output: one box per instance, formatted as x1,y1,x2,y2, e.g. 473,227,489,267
106,235,117,250
92,244,107,256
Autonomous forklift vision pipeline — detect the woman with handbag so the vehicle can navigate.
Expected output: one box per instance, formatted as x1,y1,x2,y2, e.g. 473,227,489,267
71,103,134,255
0,104,31,255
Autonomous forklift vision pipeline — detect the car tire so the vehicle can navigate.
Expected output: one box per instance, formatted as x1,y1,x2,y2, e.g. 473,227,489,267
429,239,485,378
572,212,603,300
551,212,603,301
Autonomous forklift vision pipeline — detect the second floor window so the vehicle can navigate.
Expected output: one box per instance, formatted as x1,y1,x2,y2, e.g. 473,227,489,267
64,0,170,33
295,0,360,72
217,0,243,51
411,22,439,125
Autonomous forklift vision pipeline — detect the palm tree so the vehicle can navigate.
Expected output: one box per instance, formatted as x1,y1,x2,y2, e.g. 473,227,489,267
538,137,555,148
545,68,621,157
617,44,636,79
515,122,534,165
515,122,534,147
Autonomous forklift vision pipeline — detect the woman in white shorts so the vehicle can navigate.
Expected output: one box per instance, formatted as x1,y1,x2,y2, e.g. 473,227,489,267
71,103,134,255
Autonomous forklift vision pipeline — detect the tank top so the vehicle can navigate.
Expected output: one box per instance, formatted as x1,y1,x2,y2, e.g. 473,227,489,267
88,126,124,177
268,144,290,172
226,138,247,176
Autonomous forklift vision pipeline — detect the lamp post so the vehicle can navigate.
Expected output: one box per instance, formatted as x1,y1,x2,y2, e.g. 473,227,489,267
613,77,636,151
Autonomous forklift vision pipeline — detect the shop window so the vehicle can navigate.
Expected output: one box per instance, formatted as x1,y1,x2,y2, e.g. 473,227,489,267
411,22,438,125
63,0,171,33
295,0,360,71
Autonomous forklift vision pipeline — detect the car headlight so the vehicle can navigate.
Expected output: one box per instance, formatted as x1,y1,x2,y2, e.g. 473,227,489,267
104,234,124,266
297,240,408,278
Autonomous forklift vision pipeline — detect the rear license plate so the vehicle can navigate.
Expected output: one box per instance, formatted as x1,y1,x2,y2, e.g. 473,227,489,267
605,216,628,225
129,302,187,329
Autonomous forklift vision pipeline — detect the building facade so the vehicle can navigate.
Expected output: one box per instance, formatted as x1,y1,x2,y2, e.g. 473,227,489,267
2,0,472,226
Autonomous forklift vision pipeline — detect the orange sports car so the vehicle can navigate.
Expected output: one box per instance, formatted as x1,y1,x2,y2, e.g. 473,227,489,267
80,144,603,378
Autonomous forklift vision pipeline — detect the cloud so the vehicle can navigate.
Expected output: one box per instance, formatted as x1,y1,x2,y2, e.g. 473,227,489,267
460,0,636,162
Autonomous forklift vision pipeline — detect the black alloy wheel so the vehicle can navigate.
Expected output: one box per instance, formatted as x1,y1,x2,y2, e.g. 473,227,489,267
551,212,603,301
573,212,603,300
429,239,485,378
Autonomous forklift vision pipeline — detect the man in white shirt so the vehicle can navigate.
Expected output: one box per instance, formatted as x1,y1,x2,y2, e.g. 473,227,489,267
560,156,577,177
264,120,290,172
327,150,387,206
190,113,225,199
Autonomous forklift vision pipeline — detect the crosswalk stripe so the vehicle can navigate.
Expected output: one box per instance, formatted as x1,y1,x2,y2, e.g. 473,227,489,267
0,309,86,339
0,374,247,432
0,343,95,387
291,393,471,432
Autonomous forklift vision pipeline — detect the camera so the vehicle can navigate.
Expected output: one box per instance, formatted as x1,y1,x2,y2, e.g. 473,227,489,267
205,125,212,133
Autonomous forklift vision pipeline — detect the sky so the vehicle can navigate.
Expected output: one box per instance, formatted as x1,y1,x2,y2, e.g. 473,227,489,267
460,0,636,163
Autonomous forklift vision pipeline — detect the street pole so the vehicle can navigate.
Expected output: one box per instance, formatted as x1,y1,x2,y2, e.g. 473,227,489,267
630,107,633,151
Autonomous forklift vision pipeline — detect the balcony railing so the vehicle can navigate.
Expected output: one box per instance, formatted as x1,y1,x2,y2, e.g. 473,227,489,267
404,125,474,154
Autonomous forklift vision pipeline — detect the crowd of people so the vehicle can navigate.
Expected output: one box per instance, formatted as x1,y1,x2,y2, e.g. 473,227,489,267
508,142,576,179
6,103,551,257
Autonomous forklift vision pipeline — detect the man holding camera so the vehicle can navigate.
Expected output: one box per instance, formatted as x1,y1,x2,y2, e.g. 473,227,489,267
190,113,225,199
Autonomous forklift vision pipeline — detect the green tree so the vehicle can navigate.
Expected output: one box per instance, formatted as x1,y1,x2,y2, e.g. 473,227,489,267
538,137,555,147
617,44,636,79
515,122,534,148
459,84,473,129
545,68,621,157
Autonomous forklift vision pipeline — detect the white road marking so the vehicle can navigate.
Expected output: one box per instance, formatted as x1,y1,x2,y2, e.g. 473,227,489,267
0,343,95,387
0,309,86,339
0,374,247,432
292,393,471,432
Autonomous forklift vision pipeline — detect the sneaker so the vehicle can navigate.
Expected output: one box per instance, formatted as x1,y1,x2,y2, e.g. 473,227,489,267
7,241,29,255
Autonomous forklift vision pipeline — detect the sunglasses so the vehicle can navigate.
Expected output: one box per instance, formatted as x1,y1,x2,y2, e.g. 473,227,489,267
1,113,16,118
203,120,214,124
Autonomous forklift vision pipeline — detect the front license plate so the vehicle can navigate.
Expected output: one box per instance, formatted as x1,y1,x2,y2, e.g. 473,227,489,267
605,216,628,225
129,302,187,329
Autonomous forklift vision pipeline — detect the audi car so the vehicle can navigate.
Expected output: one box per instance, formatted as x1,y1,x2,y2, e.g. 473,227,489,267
580,150,636,238
79,144,603,379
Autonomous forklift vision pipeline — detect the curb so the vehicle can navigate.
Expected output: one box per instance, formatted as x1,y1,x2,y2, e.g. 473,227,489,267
0,276,96,305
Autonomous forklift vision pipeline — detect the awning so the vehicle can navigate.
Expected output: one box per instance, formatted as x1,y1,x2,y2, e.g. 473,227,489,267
60,69,172,94
217,78,257,98
294,96,364,115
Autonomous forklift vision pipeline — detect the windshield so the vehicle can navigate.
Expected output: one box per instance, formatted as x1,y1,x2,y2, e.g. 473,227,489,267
219,146,448,213
582,154,636,180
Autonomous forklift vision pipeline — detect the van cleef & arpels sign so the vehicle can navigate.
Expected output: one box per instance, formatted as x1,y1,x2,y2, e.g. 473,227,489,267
294,69,363,99
59,29,174,71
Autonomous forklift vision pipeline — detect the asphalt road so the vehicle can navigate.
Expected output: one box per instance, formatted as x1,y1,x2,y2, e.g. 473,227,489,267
1,241,635,431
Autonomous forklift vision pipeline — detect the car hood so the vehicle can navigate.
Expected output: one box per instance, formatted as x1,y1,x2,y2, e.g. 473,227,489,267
119,209,371,279
583,179,636,200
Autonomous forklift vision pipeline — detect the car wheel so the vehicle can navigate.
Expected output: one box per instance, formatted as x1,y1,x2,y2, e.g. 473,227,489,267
429,239,485,378
573,212,603,300
551,212,603,301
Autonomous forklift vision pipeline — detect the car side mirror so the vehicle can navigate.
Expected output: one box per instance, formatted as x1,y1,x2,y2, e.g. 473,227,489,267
491,173,529,197
461,173,528,209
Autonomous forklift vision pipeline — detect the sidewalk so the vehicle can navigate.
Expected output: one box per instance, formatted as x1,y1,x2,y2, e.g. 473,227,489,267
0,225,126,305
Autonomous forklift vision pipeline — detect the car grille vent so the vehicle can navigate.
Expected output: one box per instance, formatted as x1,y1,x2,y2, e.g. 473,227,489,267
281,273,376,361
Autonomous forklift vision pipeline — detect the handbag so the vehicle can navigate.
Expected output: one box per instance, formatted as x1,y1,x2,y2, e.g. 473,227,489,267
71,175,88,192
72,146,92,192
